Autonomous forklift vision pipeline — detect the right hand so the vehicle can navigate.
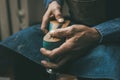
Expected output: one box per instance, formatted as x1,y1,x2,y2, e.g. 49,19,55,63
40,25,101,69
41,1,63,34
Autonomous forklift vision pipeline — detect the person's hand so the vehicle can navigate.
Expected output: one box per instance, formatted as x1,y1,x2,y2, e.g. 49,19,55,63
41,1,63,34
40,25,101,69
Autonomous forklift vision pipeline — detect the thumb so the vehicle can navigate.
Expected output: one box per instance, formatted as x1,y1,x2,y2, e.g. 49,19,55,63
49,27,72,38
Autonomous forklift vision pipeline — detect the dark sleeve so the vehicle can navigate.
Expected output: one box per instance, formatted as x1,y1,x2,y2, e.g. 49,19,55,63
94,18,120,43
44,0,63,8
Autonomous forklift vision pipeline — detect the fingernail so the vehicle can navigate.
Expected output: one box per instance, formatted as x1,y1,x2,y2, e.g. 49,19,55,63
58,18,64,23
40,48,45,51
41,60,46,64
49,30,56,36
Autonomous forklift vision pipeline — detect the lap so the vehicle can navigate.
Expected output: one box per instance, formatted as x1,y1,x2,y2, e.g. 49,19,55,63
0,24,44,64
0,24,120,80
68,44,120,80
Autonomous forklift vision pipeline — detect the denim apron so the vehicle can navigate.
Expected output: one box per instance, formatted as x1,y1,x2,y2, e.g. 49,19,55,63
0,0,120,80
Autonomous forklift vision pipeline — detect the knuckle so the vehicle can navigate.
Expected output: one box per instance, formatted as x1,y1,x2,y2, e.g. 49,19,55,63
71,25,76,27
56,12,61,16
53,7,61,13
65,42,73,50
48,53,55,59
52,64,59,69
79,25,86,29
80,31,86,37
70,26,76,32
67,46,72,50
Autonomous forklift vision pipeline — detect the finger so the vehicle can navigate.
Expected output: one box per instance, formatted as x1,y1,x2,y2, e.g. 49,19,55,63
40,48,51,57
49,14,55,20
41,60,58,68
49,14,54,18
56,55,72,67
41,10,51,33
41,55,72,69
40,39,74,58
58,18,64,23
49,26,73,38
53,9,64,22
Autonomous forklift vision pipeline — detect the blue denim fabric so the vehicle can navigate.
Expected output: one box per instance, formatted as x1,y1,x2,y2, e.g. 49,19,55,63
0,24,120,80
94,18,120,43
68,44,120,80
0,25,45,64
44,0,62,8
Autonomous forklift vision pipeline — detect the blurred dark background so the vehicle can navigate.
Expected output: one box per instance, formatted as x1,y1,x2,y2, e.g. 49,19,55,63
0,0,69,40
0,0,45,41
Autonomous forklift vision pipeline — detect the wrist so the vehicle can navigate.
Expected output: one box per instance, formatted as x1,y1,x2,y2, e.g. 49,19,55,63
45,0,62,9
91,28,102,44
49,0,61,7
48,0,61,9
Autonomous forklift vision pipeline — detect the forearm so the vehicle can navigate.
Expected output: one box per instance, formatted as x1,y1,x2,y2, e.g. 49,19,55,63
44,0,63,7
94,18,120,43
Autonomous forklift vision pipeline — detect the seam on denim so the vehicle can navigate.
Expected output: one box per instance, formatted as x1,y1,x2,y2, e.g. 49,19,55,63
94,27,103,43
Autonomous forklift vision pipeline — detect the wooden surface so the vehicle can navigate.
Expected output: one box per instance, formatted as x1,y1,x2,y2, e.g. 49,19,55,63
19,0,29,29
0,0,10,40
0,0,45,40
0,77,10,80
9,0,20,33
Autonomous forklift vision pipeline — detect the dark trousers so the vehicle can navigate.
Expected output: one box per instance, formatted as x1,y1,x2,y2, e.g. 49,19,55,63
0,46,49,80
0,25,119,80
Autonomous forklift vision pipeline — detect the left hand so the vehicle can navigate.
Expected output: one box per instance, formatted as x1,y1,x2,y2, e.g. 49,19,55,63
41,1,63,34
40,24,101,69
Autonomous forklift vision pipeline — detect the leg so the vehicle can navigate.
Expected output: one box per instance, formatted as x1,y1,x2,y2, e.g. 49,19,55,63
14,52,49,80
66,44,120,80
0,45,14,78
0,24,50,80
0,45,49,80
56,74,112,80
0,24,117,80
0,24,44,64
